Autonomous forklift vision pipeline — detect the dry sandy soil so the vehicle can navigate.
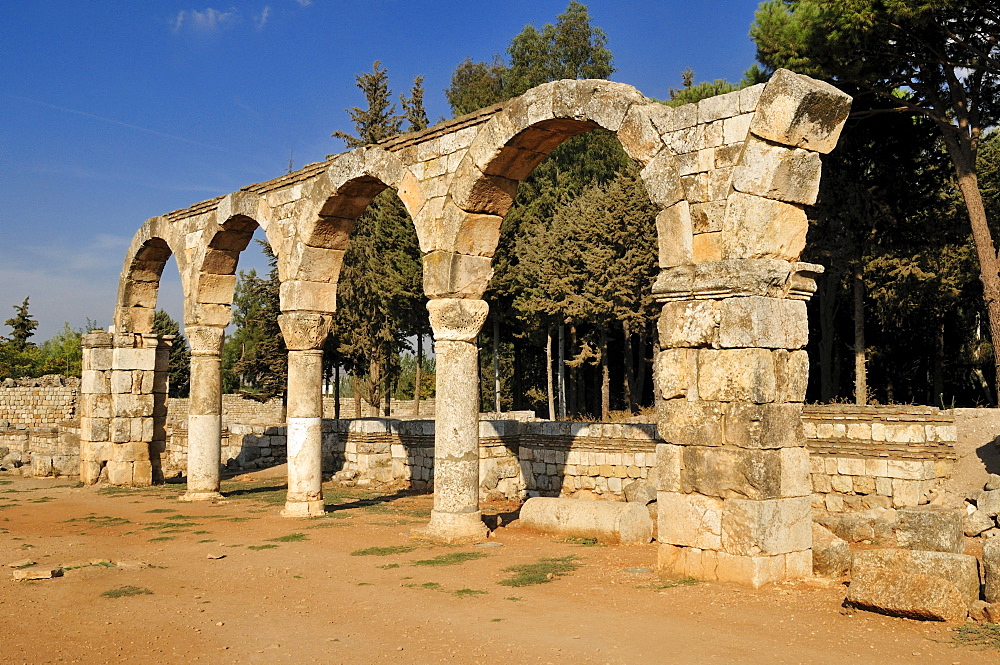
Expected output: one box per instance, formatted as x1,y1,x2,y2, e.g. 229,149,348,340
0,472,996,665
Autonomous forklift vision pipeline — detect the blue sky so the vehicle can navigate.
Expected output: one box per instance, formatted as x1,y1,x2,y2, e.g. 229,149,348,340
1,0,765,340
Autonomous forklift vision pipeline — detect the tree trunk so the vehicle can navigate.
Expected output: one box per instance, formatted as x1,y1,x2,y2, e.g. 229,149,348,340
568,325,578,417
334,362,341,421
353,375,362,419
652,332,662,411
383,349,391,418
558,324,567,420
933,319,945,408
853,266,867,406
818,274,838,402
546,324,555,421
941,130,1000,405
493,314,501,413
414,334,422,416
635,322,648,409
622,319,636,413
600,328,610,421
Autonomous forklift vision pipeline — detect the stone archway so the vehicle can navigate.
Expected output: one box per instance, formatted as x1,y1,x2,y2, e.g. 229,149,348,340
89,68,851,586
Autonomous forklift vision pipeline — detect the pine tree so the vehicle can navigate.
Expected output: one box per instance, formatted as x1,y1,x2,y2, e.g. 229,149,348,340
400,75,428,132
332,61,402,148
5,297,38,349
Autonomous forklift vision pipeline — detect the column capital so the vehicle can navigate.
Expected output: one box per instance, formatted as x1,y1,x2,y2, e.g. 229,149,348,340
184,325,226,356
278,311,332,351
427,298,488,343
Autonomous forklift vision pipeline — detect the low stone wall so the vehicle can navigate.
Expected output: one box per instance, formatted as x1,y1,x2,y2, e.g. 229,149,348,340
803,405,957,512
0,421,80,477
166,395,436,428
0,378,79,428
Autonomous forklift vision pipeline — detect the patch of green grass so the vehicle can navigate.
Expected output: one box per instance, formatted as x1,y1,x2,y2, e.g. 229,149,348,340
351,545,416,557
145,508,176,514
192,530,211,535
13,561,35,570
639,577,699,591
267,532,307,543
953,623,1000,650
490,617,505,622
0,480,12,485
247,544,278,551
148,536,175,543
227,517,253,523
411,552,487,567
30,496,55,503
505,597,522,602
498,556,580,587
100,585,153,598
453,588,487,598
561,536,601,547
64,515,130,527
357,582,373,586
197,539,216,543
378,563,401,570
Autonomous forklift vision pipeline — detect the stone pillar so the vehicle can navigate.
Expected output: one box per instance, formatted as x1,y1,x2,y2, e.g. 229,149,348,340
653,260,821,587
79,330,170,487
418,298,489,543
181,325,226,501
278,311,332,517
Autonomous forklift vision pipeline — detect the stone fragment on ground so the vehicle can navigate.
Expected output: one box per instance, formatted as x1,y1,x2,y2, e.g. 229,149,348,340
984,538,1000,603
624,479,656,505
964,508,994,537
893,508,964,553
985,474,1000,492
847,548,979,622
811,523,850,577
977,489,1000,517
13,567,63,581
6,558,35,568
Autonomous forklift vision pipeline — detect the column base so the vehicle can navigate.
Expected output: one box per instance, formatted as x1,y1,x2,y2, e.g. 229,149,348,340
412,510,489,544
180,491,225,502
281,499,326,518
657,543,812,588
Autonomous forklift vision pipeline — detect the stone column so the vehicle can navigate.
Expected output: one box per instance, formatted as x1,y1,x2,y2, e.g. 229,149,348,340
181,325,226,501
418,298,489,543
653,260,821,587
80,330,113,484
278,311,332,517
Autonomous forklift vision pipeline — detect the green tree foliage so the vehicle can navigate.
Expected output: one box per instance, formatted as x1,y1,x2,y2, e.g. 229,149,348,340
5,297,38,349
751,0,1000,398
151,310,190,398
38,322,85,377
327,62,426,412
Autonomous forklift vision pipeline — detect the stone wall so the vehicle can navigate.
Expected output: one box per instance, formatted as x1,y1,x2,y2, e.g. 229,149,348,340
0,380,78,427
166,395,437,429
803,405,957,512
0,422,80,477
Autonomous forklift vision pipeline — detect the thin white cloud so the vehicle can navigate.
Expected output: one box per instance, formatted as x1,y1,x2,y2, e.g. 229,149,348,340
294,0,312,6
172,7,238,33
255,6,271,29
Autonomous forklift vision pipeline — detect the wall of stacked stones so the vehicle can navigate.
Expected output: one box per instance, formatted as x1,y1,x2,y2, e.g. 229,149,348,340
803,405,956,512
0,383,78,427
166,395,436,429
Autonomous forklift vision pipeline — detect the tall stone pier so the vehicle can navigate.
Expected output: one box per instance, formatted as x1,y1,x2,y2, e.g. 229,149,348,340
181,325,226,501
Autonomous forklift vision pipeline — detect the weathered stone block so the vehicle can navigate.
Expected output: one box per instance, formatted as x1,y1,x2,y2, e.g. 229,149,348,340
718,297,807,349
617,103,670,165
812,523,850,577
680,445,809,500
714,550,787,587
732,137,822,205
722,193,808,261
985,539,1000,603
657,491,723,550
848,548,979,622
749,69,852,154
653,349,695,400
658,399,724,447
690,201,727,234
655,202,693,268
691,232,722,263
657,300,719,348
422,251,493,299
640,153,684,209
894,508,965,554
698,90,741,123
656,443,682,492
112,348,156,371
697,348,777,403
721,496,811,556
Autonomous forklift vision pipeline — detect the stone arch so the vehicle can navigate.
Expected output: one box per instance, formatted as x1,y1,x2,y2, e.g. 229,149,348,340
279,147,426,313
114,217,185,334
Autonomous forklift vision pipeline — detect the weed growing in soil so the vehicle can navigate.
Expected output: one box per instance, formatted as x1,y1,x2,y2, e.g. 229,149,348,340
101,585,153,598
148,536,175,542
351,546,416,557
378,563,400,569
412,552,487,567
562,537,601,547
248,544,279,551
268,533,307,542
953,623,1000,650
453,588,487,598
499,556,580,587
639,577,698,591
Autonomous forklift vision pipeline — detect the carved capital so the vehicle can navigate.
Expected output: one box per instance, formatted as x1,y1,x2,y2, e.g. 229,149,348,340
278,311,332,351
427,298,489,343
184,325,226,356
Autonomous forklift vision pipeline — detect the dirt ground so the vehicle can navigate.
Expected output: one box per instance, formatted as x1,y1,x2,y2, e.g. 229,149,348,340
0,472,995,665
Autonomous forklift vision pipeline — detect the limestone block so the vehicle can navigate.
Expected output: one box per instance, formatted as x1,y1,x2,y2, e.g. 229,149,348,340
640,153,684,209
722,114,752,145
985,539,1000,603
681,172,709,202
658,399,724,447
718,297,807,349
894,508,964,554
79,417,109,443
692,232,722,263
709,167,733,201
812,523,851,577
848,548,979,622
690,201,727,234
448,160,520,217
657,491,723,550
110,418,131,443
114,394,153,419
657,299,719,347
653,349,695,400
422,251,493,299
721,496,812,556
112,347,156,371
617,103,671,165
980,490,1000,517
697,348,777,403
698,90,741,123
196,273,238,305
655,202,693,269
106,460,133,486
657,543,719,581
656,443,682,492
681,445,809,500
278,280,337,313
732,137,822,205
551,79,647,133
722,192,808,261
749,69,852,154
667,103,698,131
83,347,113,372
891,479,927,507
714,551,787,588
886,459,931,480
110,370,134,395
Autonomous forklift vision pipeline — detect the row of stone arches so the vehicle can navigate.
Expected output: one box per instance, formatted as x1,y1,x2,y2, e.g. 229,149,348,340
80,69,851,584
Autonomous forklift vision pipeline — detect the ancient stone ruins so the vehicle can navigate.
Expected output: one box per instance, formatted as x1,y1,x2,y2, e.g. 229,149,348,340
70,68,854,587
